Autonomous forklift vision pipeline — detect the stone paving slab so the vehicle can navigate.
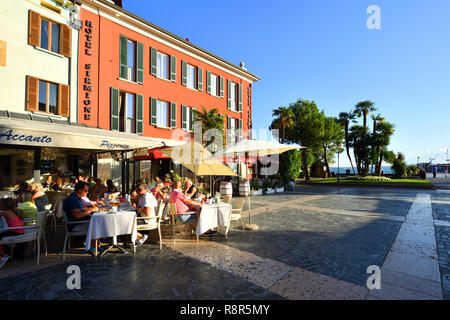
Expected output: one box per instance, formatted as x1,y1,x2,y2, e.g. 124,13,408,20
367,282,440,300
378,269,442,298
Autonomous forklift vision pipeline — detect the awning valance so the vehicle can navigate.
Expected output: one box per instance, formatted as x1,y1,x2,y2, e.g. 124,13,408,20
0,116,170,151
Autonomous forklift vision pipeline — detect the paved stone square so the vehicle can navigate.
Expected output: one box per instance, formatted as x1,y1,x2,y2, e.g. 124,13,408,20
1,185,450,300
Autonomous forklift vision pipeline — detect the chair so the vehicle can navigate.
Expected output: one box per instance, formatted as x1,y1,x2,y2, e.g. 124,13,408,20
62,212,91,261
0,211,49,264
134,200,164,251
222,195,232,204
168,203,198,245
229,198,245,231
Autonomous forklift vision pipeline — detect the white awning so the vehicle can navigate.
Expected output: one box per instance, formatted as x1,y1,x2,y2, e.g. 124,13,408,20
0,116,180,151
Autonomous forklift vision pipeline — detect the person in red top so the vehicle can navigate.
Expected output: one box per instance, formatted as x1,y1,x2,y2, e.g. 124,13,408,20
169,181,202,222
0,198,25,269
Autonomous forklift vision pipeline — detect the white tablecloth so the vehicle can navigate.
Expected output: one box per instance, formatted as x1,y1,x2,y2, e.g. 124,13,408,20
85,210,137,250
196,203,232,236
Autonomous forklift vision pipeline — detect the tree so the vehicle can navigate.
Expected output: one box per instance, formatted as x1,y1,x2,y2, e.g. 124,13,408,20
320,116,344,177
373,121,395,175
270,106,294,144
192,106,225,146
338,111,356,174
353,100,377,176
284,99,325,182
280,150,302,182
390,152,407,178
348,125,367,176
370,113,385,173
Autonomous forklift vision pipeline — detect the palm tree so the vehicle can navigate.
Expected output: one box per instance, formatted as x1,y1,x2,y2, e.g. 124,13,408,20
338,111,356,174
192,106,225,146
370,113,385,174
353,100,377,176
271,106,294,143
371,113,384,134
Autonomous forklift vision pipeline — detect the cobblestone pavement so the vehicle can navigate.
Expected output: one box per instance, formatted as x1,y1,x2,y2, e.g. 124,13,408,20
1,185,449,300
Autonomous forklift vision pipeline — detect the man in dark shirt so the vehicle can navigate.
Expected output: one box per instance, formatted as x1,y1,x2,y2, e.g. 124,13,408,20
63,182,98,232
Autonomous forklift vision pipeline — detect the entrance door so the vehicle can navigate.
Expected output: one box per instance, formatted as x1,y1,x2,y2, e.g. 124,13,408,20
0,156,12,190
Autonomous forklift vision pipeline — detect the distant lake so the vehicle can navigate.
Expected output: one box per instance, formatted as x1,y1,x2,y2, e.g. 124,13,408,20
330,166,394,175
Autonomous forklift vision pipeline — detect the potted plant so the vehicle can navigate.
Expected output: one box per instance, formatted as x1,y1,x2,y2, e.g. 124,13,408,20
274,179,284,193
250,179,262,196
263,179,275,194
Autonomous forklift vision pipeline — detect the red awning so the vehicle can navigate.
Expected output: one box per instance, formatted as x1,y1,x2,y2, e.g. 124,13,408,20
135,148,171,161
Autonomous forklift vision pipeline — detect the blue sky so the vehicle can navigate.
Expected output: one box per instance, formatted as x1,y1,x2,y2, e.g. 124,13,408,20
123,0,450,166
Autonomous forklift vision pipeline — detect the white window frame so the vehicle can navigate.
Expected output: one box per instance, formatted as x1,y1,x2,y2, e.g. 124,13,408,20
156,52,169,80
127,40,136,82
210,74,218,96
230,82,236,111
186,64,196,89
156,100,169,128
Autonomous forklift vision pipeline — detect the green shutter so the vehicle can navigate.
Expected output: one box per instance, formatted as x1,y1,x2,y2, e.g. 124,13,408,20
119,36,128,79
197,67,203,91
181,60,187,86
137,42,144,84
150,47,157,76
227,80,231,110
219,76,224,98
150,97,157,125
136,94,144,134
206,71,211,94
111,88,119,131
170,102,177,128
170,55,176,81
181,105,187,130
238,84,243,112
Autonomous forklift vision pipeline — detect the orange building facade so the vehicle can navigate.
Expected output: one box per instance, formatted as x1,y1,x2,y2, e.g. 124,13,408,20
77,0,259,145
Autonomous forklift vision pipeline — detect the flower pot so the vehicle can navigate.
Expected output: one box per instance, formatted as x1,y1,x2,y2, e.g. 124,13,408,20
275,187,285,193
264,188,275,194
250,190,261,196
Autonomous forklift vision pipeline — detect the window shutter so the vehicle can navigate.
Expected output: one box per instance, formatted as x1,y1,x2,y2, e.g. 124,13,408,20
170,102,177,128
136,42,144,84
135,94,144,134
238,119,243,141
150,97,157,125
26,76,39,112
219,76,224,98
238,84,243,112
181,105,187,130
60,24,71,58
150,47,157,76
170,55,176,81
197,67,203,91
181,60,187,86
28,11,40,47
59,84,70,117
227,80,231,110
111,88,119,131
206,71,211,94
119,36,128,79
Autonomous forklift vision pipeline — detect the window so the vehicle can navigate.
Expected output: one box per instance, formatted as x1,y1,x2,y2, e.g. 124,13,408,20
230,82,236,111
156,100,169,127
38,80,59,115
127,40,136,82
186,64,196,89
210,74,218,96
182,105,196,131
118,92,136,133
157,52,169,80
39,18,60,54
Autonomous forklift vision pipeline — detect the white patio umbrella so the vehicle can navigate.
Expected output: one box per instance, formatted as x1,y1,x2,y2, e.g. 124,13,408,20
209,139,303,230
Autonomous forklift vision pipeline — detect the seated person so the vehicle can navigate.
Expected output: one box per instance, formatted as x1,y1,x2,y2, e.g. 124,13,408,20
150,181,165,201
135,184,158,246
129,190,141,209
14,182,29,197
28,182,49,212
81,193,104,208
43,176,53,189
17,191,38,225
91,178,107,199
52,177,63,191
106,179,118,193
63,182,99,252
170,181,202,222
184,178,199,199
0,198,25,269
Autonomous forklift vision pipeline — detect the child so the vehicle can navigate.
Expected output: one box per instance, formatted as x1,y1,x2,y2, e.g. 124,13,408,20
0,198,25,269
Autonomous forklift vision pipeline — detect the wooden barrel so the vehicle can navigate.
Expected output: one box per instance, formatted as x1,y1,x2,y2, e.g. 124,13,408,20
239,181,250,197
220,182,233,197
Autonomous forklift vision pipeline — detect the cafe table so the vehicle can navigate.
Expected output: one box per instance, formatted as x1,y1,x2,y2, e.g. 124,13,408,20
196,202,232,237
85,209,137,256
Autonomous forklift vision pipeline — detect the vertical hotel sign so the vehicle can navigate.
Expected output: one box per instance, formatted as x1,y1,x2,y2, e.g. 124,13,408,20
83,20,93,120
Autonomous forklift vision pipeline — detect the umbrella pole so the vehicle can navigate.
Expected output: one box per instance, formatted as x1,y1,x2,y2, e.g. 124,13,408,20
244,151,258,230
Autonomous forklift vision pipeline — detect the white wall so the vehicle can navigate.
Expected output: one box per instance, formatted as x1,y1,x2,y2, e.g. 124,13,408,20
0,0,79,122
